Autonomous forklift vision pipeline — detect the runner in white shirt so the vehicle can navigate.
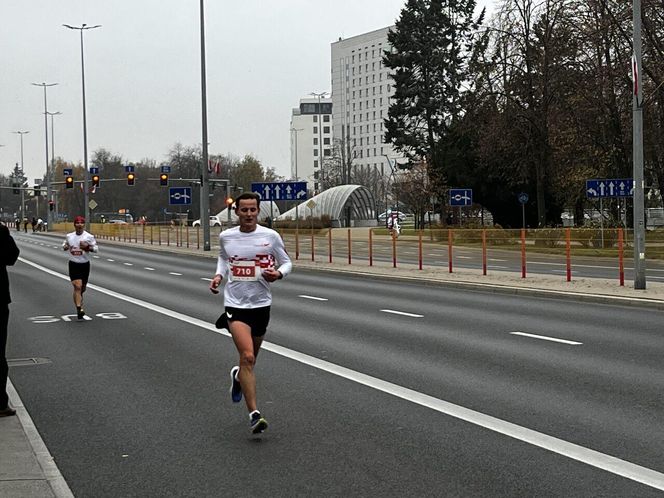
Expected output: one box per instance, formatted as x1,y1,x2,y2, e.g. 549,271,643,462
62,216,98,319
209,192,292,434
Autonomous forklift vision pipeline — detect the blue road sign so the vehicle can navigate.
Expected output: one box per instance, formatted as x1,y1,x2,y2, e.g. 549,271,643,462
449,188,473,207
169,187,192,205
89,167,99,174
518,192,529,204
251,181,307,201
160,165,171,173
586,179,634,198
124,165,135,173
63,168,72,176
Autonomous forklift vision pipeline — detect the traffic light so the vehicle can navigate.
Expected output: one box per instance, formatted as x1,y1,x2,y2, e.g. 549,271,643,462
49,200,54,211
127,173,135,186
34,185,40,196
225,197,234,208
159,173,169,186
65,176,74,189
92,175,100,188
12,183,20,195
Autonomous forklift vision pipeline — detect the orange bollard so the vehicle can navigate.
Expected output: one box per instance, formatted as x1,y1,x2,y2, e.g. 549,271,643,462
418,231,422,270
482,229,487,276
618,228,624,286
448,229,453,273
566,228,571,282
369,229,373,266
521,229,526,278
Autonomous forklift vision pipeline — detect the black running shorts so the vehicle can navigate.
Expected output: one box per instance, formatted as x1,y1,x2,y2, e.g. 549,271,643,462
224,306,271,337
68,261,90,286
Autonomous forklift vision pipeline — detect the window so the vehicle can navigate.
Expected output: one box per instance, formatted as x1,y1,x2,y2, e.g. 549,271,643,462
323,126,330,134
324,137,330,145
313,149,319,156
313,126,318,134
313,115,318,123
314,160,319,168
314,171,319,179
324,149,331,157
313,138,318,145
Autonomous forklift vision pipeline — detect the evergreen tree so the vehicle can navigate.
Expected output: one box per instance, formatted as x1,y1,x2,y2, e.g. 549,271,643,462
384,0,485,199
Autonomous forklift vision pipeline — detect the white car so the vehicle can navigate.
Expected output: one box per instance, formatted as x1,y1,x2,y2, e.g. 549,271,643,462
192,215,222,227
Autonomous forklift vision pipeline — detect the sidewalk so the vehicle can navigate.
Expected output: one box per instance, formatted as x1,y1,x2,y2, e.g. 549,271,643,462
5,229,664,497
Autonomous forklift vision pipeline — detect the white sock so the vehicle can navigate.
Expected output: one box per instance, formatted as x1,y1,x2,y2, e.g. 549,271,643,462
249,410,260,420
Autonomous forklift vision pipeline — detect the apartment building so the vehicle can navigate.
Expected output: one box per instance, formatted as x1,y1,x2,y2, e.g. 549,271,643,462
330,26,402,180
289,96,333,194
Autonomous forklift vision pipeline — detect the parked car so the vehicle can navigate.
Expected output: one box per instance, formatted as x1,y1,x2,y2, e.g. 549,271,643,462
192,215,222,227
108,219,128,224
378,211,407,222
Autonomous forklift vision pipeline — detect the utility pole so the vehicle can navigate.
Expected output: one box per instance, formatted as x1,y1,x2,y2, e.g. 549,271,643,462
632,0,646,289
199,0,211,250
32,82,58,230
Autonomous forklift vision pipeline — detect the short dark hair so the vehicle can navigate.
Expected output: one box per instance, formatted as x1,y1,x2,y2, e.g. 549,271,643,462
234,191,261,209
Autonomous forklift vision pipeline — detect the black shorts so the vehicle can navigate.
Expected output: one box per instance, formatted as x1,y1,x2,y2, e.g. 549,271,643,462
68,261,90,286
222,306,271,337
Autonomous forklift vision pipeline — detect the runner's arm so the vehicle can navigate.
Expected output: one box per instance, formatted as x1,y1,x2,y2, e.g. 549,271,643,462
272,233,292,278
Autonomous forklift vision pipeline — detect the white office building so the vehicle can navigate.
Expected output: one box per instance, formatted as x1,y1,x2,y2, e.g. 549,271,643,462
289,97,333,194
330,26,403,180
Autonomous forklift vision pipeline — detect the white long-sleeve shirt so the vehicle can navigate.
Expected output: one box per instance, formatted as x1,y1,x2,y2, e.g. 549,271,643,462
215,225,292,308
63,231,99,263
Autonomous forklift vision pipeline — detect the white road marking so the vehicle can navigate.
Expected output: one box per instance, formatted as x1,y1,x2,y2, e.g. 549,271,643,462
200,277,212,281
457,256,471,259
169,272,182,276
93,256,100,259
16,255,664,493
298,295,328,301
381,309,423,318
145,267,155,271
510,331,582,346
488,265,508,269
107,259,115,262
488,258,507,262
123,263,133,266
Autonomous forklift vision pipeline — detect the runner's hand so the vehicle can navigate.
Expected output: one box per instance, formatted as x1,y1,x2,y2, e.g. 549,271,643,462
262,268,282,282
209,274,222,294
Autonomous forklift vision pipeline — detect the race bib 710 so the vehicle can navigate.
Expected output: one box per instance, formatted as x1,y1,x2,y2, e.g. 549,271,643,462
230,261,259,281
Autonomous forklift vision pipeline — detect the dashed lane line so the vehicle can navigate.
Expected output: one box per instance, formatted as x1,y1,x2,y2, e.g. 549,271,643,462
17,255,664,493
510,331,583,346
169,272,183,276
380,309,423,318
298,295,328,301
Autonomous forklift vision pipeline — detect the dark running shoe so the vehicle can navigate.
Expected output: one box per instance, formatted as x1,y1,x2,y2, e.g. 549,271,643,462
230,366,242,403
250,411,268,434
77,308,86,320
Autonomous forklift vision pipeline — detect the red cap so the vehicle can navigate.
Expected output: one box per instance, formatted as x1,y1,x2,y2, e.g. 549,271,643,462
74,216,85,224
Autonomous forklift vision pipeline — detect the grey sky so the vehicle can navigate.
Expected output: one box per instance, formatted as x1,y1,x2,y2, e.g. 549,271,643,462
2,1,491,184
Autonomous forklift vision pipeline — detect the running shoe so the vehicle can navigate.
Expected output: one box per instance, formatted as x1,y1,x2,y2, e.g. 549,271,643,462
229,366,242,403
250,411,268,434
77,308,86,320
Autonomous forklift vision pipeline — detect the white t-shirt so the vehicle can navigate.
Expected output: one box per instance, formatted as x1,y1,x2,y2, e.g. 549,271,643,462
216,225,292,308
63,230,99,263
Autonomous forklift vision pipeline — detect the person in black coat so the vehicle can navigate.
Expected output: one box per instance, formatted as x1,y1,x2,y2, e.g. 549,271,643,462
0,223,20,416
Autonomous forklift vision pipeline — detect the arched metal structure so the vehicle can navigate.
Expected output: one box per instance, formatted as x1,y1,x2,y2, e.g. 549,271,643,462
277,184,376,227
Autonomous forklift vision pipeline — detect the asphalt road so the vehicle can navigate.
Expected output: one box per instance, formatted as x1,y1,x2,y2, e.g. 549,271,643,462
7,232,664,497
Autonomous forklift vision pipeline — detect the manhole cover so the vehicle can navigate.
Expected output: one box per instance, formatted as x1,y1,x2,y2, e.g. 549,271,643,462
7,358,52,367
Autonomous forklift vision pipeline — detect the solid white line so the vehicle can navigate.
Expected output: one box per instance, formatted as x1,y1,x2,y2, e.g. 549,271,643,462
16,256,664,492
510,331,583,345
169,272,182,276
380,309,423,318
298,295,328,301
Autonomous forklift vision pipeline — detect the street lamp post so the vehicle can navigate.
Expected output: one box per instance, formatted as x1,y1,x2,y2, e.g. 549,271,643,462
32,82,58,230
12,131,29,222
290,127,303,223
63,23,101,230
198,0,211,250
47,111,62,221
632,0,646,289
310,91,329,192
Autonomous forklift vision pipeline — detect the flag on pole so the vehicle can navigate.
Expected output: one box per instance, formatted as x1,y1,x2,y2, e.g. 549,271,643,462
207,159,213,173
214,161,221,175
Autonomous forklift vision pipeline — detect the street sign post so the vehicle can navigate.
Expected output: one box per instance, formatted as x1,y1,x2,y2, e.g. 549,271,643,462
169,187,192,205
518,192,529,228
585,179,634,198
251,181,307,201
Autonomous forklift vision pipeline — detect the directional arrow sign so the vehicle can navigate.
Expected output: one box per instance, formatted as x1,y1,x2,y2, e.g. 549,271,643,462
586,179,634,198
449,188,473,206
251,181,307,201
169,187,192,205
